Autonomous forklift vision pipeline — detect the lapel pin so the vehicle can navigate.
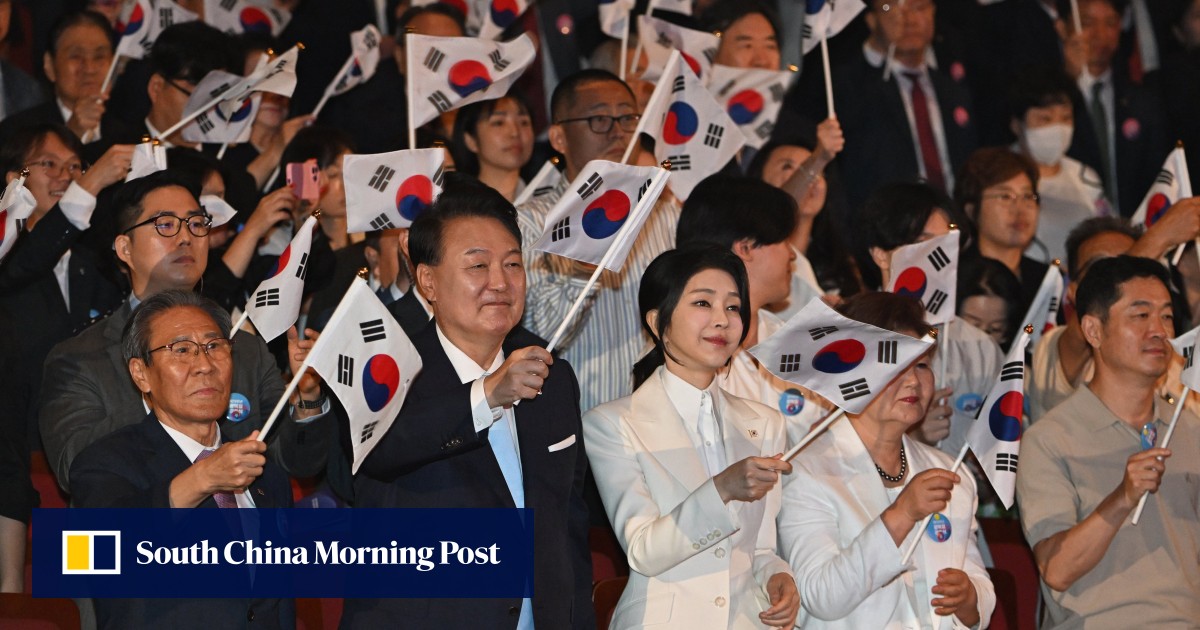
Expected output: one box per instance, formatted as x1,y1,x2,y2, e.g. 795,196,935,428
748,429,759,438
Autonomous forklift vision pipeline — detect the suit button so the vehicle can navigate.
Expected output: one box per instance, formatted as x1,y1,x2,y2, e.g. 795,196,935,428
715,548,726,558
247,609,255,621
509,606,520,616
714,596,726,608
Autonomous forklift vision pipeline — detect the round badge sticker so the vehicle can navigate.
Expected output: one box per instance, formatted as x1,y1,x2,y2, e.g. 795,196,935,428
926,513,952,543
779,388,805,416
227,393,251,423
1140,423,1158,450
955,393,984,415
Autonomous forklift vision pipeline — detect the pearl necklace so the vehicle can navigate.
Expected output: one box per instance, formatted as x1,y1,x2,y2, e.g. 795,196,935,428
874,444,907,483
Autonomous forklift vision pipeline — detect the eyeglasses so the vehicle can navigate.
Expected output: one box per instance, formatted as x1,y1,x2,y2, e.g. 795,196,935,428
24,159,84,177
147,338,234,364
122,212,213,238
982,191,1040,206
555,113,641,134
165,78,194,97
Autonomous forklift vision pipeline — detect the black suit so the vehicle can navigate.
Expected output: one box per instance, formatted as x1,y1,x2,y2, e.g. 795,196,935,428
0,60,47,122
0,100,138,163
70,412,293,629
385,289,430,339
341,322,594,629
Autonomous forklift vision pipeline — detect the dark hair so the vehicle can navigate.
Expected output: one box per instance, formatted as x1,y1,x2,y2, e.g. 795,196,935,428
122,289,232,364
550,69,636,122
0,123,84,175
1064,216,1140,278
633,245,752,388
745,138,816,181
47,10,115,56
112,170,201,234
1008,65,1075,121
677,174,797,249
837,291,931,338
165,147,222,196
149,21,234,84
957,254,1023,344
450,91,532,176
699,0,781,42
395,3,467,39
1075,254,1170,323
856,181,968,288
408,171,521,268
280,126,356,171
954,147,1040,219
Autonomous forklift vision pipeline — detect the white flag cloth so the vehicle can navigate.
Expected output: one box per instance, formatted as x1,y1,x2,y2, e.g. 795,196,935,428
217,45,301,115
305,277,422,473
1131,146,1193,229
180,70,262,144
641,53,746,199
468,0,531,40
638,15,719,83
116,0,198,60
801,0,867,55
200,194,238,227
324,25,383,98
1019,263,1065,349
599,0,636,38
0,175,37,262
126,140,168,182
243,215,316,342
964,328,1031,509
1170,324,1200,391
886,231,959,326
407,33,536,128
532,160,668,271
707,65,795,149
646,0,692,15
343,148,445,232
749,298,934,414
512,159,562,207
203,0,290,36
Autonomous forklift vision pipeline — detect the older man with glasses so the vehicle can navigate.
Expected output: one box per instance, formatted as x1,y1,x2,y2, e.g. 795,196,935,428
39,170,331,492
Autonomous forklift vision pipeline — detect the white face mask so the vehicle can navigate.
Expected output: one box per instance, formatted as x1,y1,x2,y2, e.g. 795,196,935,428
1023,123,1073,167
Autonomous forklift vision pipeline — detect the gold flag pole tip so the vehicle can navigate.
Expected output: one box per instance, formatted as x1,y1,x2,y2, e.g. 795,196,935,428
357,267,370,279
296,42,305,51
1024,324,1035,334
310,208,323,219
928,327,938,339
660,159,672,170
1052,258,1062,267
19,168,29,178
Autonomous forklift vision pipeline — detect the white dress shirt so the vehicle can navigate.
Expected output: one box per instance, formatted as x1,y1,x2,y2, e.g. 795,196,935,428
660,368,727,477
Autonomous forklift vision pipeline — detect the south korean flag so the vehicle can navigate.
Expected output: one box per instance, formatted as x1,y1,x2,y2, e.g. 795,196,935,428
116,0,198,60
1019,263,1065,349
203,0,290,36
749,298,934,414
180,70,261,144
886,231,959,326
468,0,532,40
243,215,317,342
0,173,37,263
638,15,719,83
707,65,795,149
343,148,445,232
599,0,636,38
1170,324,1200,391
407,33,536,128
533,160,668,271
964,328,1032,508
1131,146,1192,230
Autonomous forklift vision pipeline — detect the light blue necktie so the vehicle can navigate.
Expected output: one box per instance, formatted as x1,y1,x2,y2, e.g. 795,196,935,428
487,413,533,629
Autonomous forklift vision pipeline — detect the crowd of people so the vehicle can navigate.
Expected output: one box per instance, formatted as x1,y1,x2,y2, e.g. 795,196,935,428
1,0,1199,628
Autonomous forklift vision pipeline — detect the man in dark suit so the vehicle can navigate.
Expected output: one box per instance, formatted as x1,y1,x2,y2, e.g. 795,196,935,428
342,174,593,629
70,289,293,629
39,171,331,491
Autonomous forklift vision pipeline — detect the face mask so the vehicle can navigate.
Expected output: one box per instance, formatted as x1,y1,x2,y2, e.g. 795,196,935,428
1023,123,1073,167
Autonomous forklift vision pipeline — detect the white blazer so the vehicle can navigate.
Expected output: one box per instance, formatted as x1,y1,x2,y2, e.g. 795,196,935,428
583,367,792,630
777,417,995,629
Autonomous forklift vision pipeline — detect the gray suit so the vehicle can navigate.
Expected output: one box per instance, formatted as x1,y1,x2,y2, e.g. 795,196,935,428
38,300,330,490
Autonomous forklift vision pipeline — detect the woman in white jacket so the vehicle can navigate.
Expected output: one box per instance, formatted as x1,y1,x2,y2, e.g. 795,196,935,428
584,245,799,629
778,292,995,629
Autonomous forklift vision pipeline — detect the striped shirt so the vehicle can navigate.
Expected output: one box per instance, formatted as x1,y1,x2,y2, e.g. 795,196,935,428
517,178,680,411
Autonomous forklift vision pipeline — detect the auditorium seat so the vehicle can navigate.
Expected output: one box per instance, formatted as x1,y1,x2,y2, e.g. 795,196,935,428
29,451,67,509
987,566,1018,630
980,517,1040,629
294,598,343,629
588,526,628,583
592,576,628,629
0,593,79,629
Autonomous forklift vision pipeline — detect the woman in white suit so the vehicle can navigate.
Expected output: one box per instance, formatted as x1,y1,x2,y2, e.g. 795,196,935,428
584,245,799,630
778,292,995,629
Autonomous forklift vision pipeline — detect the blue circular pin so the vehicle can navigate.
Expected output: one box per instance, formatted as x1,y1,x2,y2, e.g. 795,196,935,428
926,513,952,543
779,388,805,416
1140,423,1158,450
955,393,984,414
227,393,251,423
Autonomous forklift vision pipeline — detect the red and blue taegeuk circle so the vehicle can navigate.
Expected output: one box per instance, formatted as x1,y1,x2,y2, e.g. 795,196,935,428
581,190,631,239
448,60,492,98
362,354,401,412
490,0,521,28
893,267,927,299
216,97,254,123
681,52,702,77
396,175,435,221
240,7,273,35
662,101,699,145
727,90,764,125
1145,193,1171,227
988,391,1023,441
120,4,145,36
265,245,291,279
811,339,866,374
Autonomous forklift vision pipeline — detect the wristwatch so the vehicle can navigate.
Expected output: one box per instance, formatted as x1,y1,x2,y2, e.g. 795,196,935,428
296,394,327,410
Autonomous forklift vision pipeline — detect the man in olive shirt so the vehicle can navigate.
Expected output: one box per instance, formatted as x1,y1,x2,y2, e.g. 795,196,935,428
1018,255,1200,628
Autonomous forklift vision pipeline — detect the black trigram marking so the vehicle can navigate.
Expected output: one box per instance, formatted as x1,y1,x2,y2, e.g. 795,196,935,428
1047,296,1060,315
1000,361,1024,381
878,340,898,364
360,420,379,443
996,452,1019,473
533,185,555,198
254,288,280,307
428,90,452,113
369,213,396,230
637,178,652,200
368,165,395,192
769,83,786,102
219,0,236,10
928,246,951,271
159,8,174,27
489,49,509,72
362,29,378,49
755,121,774,139
337,354,354,386
801,24,814,39
666,154,691,170
423,47,446,72
703,123,724,149
715,79,735,98
577,172,602,200
551,217,570,242
196,113,215,134
672,75,685,93
295,252,309,280
655,32,672,47
808,325,838,340
702,47,716,63
839,378,871,400
1156,169,1174,186
432,163,445,187
927,289,948,315
208,82,232,99
778,353,803,373
360,319,387,342
1185,346,1195,370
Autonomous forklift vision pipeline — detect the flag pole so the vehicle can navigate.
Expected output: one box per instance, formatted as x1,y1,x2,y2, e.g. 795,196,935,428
619,16,630,82
1170,141,1193,265
406,31,417,151
312,53,355,119
820,31,835,117
1070,0,1082,34
82,55,123,144
230,311,250,340
1131,386,1188,524
620,50,680,165
783,408,846,461
512,157,559,207
257,355,314,441
901,442,969,563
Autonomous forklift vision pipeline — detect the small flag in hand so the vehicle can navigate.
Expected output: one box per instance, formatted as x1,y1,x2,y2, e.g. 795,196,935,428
638,15,719,83
1169,324,1200,391
287,159,320,202
468,0,531,40
1020,264,1065,349
1131,146,1192,229
749,298,934,414
244,215,317,342
343,148,445,232
599,0,636,38
200,194,238,227
801,0,866,55
327,25,383,98
116,0,198,60
0,174,38,262
215,45,300,117
886,231,959,325
964,328,1032,508
407,33,536,128
126,140,168,182
707,65,795,148
203,0,290,36
180,70,261,144
304,277,422,473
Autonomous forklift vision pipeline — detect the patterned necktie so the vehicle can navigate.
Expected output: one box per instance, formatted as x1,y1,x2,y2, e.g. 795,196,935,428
1090,80,1115,203
194,448,237,508
904,72,945,192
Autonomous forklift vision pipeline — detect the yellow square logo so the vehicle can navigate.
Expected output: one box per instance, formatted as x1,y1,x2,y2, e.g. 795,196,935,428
62,531,121,575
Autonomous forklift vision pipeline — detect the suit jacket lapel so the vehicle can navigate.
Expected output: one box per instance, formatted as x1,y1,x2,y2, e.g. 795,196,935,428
719,393,766,464
829,418,893,522
626,371,712,493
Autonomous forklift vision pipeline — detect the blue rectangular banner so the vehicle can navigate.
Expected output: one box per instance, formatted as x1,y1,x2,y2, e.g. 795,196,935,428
33,508,534,598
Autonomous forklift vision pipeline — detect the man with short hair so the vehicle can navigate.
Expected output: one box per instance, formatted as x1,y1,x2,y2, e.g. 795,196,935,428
141,21,235,147
1018,254,1200,627
39,171,330,490
70,289,293,628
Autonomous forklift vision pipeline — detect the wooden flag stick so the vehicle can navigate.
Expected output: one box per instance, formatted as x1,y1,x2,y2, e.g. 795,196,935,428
1131,386,1189,524
820,32,835,117
406,31,418,151
783,408,846,461
901,442,969,563
229,311,250,340
619,16,630,82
